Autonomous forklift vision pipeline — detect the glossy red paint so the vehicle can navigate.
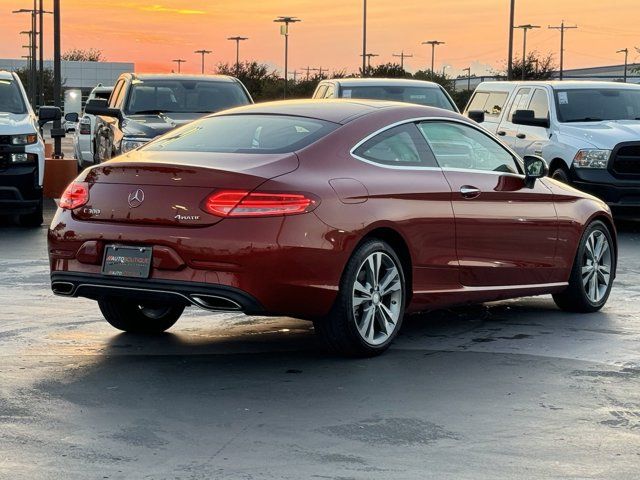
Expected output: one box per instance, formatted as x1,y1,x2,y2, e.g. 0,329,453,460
48,100,616,320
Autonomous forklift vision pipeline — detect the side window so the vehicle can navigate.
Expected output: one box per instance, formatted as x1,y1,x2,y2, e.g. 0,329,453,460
485,92,509,117
527,88,550,119
467,91,489,112
314,85,328,99
324,85,335,99
108,80,125,108
507,88,531,121
354,123,437,167
418,121,520,174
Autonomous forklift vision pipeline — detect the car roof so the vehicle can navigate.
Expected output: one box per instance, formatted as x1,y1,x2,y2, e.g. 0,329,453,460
213,99,458,124
476,80,640,91
324,78,443,88
126,73,240,83
0,70,16,81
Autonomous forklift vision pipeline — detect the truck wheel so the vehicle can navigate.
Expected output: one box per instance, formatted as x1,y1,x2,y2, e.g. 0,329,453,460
551,165,570,184
553,220,615,313
18,194,43,228
315,239,406,357
98,297,184,333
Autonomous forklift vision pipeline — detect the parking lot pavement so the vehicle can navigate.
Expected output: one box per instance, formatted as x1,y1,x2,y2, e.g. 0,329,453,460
0,202,639,480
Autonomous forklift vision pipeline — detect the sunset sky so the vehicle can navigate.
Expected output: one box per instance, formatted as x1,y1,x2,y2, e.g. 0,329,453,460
2,0,639,77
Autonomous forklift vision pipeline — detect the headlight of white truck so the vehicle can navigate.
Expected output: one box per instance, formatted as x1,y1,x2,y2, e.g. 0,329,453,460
572,149,611,169
121,138,148,153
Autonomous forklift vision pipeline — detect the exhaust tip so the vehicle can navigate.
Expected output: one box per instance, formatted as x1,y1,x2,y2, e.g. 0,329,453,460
52,281,75,296
191,294,242,312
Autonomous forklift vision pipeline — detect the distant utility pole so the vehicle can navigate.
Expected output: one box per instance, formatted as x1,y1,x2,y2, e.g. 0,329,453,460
616,48,629,82
507,0,516,80
463,67,471,90
548,21,578,81
194,49,212,74
360,53,379,71
13,8,38,107
227,36,248,76
37,2,51,106
301,66,313,81
422,40,445,79
514,24,540,80
274,16,301,99
442,64,450,77
362,0,367,77
288,70,301,82
392,51,413,70
172,59,186,73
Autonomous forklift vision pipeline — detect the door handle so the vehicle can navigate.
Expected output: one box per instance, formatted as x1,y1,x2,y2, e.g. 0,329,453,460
516,133,526,139
460,185,481,199
496,130,506,136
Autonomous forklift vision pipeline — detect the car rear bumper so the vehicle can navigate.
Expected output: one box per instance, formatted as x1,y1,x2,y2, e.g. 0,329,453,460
48,209,349,319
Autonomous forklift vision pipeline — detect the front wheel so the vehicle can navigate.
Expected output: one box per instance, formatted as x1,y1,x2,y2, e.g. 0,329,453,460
553,220,615,313
98,297,184,333
315,239,406,357
551,164,571,184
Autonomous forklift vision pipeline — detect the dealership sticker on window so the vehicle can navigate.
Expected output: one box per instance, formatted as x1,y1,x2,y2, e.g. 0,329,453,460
558,92,569,104
410,95,427,99
342,89,352,98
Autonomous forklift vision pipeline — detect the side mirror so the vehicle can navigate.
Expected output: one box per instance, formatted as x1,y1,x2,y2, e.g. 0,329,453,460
64,112,79,123
523,155,549,188
38,106,62,127
467,110,485,123
512,109,550,128
85,98,122,120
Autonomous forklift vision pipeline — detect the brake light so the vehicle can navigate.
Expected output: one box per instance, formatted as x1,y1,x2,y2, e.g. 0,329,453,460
59,182,89,210
79,121,91,135
203,190,316,217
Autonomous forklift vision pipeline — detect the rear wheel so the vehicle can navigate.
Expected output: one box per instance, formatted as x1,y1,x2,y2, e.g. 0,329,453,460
98,297,184,333
315,239,406,357
551,164,571,184
553,220,614,313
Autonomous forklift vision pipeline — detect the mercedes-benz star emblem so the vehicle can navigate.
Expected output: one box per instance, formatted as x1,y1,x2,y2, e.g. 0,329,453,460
127,188,145,208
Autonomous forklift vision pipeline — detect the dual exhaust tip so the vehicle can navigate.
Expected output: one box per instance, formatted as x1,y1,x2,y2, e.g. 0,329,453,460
51,282,243,312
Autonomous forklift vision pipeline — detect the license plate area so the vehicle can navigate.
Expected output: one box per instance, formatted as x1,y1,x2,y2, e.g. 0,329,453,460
101,245,153,278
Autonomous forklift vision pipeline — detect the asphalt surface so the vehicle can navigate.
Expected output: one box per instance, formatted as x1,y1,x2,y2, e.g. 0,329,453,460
1,198,640,478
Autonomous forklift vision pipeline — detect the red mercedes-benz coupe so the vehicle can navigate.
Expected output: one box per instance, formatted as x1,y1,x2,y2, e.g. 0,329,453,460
48,100,617,356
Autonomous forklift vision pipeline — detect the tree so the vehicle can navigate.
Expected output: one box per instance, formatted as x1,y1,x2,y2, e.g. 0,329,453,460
61,48,105,62
364,62,411,79
508,52,556,80
14,67,58,105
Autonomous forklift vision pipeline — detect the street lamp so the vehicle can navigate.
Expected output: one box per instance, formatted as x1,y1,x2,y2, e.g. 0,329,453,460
463,67,471,91
194,49,212,74
172,59,186,73
227,36,248,76
274,16,301,99
422,40,445,79
514,24,540,80
362,0,367,77
616,48,629,82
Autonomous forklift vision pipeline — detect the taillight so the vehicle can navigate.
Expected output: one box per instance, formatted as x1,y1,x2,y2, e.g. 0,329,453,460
59,182,89,210
202,190,317,217
79,121,91,135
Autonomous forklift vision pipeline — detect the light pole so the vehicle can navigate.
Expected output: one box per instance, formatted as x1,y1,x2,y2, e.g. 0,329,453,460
53,0,62,157
362,0,367,77
13,8,37,107
194,49,212,74
616,48,629,82
463,67,471,90
172,59,186,73
548,21,578,80
514,24,540,80
227,36,248,76
274,16,301,99
422,40,445,79
507,0,516,80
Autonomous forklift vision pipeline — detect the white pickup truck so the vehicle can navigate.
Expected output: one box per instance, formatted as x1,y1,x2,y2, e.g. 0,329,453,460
0,70,60,226
464,81,640,215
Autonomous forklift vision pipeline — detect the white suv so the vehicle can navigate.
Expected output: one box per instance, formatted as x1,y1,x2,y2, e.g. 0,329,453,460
464,81,640,215
73,85,113,168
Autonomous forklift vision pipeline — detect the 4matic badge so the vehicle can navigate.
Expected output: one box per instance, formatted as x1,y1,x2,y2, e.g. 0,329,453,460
174,214,200,221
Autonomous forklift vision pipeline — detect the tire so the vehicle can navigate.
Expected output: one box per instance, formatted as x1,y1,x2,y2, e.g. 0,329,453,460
98,297,185,333
18,193,43,228
551,164,571,184
315,239,406,357
553,220,615,313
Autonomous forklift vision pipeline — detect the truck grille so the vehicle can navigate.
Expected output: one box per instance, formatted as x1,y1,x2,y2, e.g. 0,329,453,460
612,143,640,176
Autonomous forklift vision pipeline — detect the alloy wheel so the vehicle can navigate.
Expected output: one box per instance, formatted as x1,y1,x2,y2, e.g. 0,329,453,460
582,230,612,303
352,251,403,345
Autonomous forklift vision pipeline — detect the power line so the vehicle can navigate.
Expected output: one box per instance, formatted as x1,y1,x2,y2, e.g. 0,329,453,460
548,21,578,80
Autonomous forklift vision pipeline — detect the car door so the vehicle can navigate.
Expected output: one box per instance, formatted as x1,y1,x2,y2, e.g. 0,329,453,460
417,119,558,287
516,87,551,157
497,87,531,153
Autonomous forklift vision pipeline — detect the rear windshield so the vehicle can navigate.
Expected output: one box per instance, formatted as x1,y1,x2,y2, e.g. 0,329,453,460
143,114,339,154
0,79,27,114
125,79,250,115
554,88,640,122
341,85,456,111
